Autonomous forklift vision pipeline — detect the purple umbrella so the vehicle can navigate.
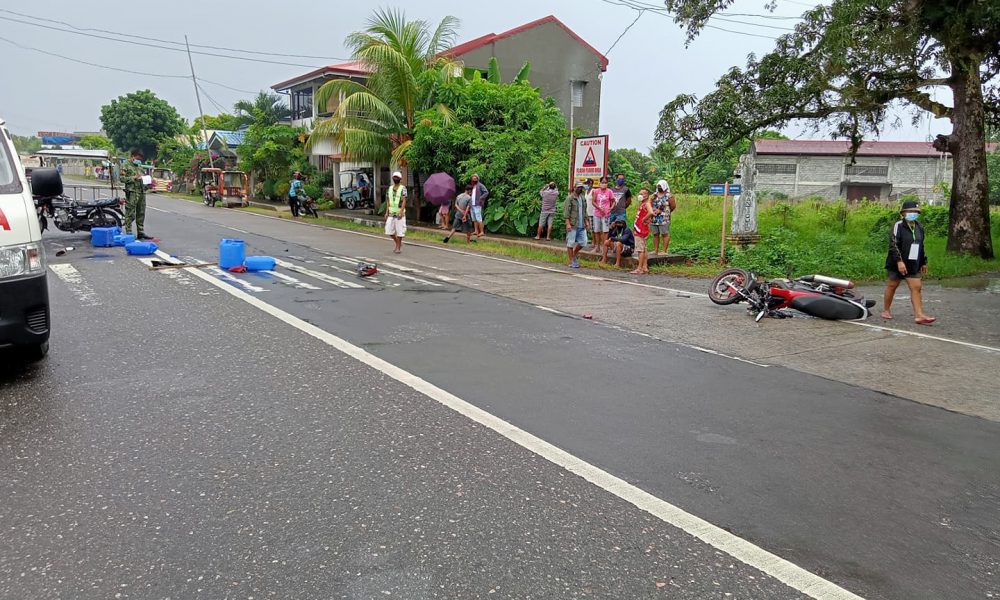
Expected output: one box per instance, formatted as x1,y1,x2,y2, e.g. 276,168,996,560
423,172,456,206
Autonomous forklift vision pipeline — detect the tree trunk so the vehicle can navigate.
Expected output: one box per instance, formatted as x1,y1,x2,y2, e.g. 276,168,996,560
942,58,994,258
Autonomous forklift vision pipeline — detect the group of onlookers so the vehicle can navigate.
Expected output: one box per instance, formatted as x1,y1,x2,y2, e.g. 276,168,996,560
559,174,675,272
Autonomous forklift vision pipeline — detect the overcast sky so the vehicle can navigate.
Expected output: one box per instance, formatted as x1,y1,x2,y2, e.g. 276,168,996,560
0,0,952,151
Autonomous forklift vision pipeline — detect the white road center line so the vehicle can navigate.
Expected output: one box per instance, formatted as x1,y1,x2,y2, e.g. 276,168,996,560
152,250,862,600
205,266,268,293
324,256,443,287
273,259,364,289
48,263,101,306
261,270,322,290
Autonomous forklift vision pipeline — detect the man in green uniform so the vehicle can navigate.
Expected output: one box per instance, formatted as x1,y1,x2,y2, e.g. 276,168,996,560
120,150,152,239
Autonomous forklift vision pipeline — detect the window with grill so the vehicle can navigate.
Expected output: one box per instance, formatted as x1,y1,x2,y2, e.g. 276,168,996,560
756,163,797,175
291,88,313,120
844,165,888,176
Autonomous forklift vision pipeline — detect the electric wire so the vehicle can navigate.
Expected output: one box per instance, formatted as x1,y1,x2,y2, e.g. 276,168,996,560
0,8,350,62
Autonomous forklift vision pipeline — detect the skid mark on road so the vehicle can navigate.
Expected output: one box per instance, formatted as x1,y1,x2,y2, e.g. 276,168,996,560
48,263,101,306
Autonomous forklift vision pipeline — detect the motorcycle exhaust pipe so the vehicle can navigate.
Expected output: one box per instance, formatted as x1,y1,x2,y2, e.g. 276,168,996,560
800,274,854,289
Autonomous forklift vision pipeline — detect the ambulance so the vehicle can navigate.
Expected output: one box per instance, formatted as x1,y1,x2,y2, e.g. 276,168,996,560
0,118,49,361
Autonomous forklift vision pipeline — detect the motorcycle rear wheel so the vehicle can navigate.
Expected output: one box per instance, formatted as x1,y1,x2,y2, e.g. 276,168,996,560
709,268,750,305
92,208,122,229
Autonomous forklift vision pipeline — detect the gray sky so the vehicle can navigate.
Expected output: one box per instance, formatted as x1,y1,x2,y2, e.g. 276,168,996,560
0,0,951,151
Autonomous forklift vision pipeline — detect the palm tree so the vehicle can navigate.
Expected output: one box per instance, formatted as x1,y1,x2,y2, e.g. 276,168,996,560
311,8,462,210
234,91,292,127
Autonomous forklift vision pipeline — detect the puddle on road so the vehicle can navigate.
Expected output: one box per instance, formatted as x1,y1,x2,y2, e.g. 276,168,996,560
933,276,1000,294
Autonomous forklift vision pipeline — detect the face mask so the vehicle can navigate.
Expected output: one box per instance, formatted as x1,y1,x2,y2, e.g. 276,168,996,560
616,178,625,186
132,159,141,165
905,212,919,222
392,178,401,184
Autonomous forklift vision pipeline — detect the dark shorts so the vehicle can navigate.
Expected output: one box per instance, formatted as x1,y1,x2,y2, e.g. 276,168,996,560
887,269,921,281
451,214,473,233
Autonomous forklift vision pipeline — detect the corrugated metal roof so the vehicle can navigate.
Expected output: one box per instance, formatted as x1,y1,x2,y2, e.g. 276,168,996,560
754,139,948,157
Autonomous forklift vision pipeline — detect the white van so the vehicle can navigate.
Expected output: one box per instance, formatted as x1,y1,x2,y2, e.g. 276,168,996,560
0,118,49,361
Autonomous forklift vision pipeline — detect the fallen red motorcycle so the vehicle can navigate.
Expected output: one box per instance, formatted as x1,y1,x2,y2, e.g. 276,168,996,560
709,268,876,322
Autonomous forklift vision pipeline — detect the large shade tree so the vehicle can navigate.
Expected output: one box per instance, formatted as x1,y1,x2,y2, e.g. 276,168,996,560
100,90,184,158
311,7,462,203
656,0,999,258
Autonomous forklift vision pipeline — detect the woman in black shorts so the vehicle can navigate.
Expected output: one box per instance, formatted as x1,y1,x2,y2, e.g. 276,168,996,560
882,200,936,325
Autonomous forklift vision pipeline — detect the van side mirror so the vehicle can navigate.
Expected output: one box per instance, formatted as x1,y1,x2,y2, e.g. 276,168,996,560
29,168,63,197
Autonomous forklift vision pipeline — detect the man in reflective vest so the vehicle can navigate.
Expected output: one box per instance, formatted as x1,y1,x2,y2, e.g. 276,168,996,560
384,170,407,254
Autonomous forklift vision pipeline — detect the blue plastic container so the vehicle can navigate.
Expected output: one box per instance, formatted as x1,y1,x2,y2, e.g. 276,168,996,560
244,256,277,272
91,226,120,247
219,239,246,270
112,234,136,247
125,241,158,256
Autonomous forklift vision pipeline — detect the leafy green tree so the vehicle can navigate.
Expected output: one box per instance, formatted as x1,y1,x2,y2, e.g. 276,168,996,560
409,77,569,235
233,93,291,128
78,134,116,152
988,149,1000,205
11,134,41,154
100,90,184,158
656,0,998,258
156,137,198,179
312,8,461,189
237,123,310,198
190,113,243,134
614,148,658,182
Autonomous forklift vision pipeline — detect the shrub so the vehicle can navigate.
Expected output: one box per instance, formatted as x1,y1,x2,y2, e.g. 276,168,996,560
274,181,290,200
303,183,323,199
262,179,276,200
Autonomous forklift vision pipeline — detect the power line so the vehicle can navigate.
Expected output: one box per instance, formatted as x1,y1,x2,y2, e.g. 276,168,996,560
0,8,350,62
0,14,323,68
0,34,258,94
605,9,645,55
599,0,781,40
616,0,796,30
197,83,231,115
0,34,187,79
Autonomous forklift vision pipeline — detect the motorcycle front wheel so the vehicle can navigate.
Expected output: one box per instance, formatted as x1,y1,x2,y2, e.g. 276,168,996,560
709,268,750,305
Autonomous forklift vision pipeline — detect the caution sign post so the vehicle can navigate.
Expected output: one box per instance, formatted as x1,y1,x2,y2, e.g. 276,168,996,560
570,135,609,186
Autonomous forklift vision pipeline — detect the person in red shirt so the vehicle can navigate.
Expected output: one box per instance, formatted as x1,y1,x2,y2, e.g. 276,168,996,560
630,188,653,275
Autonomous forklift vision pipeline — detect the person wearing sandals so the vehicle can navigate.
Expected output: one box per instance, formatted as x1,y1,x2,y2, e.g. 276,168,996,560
882,200,936,325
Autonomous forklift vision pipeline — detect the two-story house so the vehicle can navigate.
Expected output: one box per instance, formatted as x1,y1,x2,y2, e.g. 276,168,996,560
271,15,607,200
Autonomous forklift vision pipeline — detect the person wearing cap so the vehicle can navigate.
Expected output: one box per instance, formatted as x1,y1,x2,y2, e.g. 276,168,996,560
121,149,152,240
288,171,304,217
883,200,936,324
602,215,635,268
563,183,590,268
385,171,407,253
469,174,489,238
650,179,676,255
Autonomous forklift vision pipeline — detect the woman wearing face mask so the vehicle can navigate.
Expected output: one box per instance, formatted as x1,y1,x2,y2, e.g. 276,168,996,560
882,200,936,324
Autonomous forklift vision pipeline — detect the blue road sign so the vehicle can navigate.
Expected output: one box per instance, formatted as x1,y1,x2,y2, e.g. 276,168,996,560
709,183,741,195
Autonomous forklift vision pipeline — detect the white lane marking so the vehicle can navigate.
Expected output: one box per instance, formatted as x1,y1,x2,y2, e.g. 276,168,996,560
48,263,101,306
158,197,993,353
225,226,249,234
846,321,1000,353
324,256,443,287
535,305,568,316
261,270,321,290
273,259,364,289
381,261,458,282
155,248,863,600
205,266,268,293
317,262,394,286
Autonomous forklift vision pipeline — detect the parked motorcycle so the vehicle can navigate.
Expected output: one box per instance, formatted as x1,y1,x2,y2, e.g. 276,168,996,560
31,168,124,233
709,268,875,322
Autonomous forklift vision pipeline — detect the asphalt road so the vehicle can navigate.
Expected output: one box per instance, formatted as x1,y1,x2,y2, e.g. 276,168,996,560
1,196,998,599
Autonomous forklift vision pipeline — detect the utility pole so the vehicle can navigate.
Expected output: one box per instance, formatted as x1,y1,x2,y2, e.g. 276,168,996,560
185,35,213,169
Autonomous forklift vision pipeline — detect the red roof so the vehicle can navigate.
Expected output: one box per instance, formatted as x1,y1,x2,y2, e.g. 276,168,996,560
754,139,948,157
272,15,608,90
443,15,609,72
271,60,369,91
